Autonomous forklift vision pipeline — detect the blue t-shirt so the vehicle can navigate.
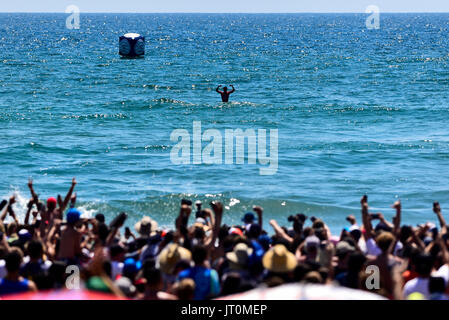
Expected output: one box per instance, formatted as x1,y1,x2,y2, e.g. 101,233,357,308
178,266,220,300
0,278,29,296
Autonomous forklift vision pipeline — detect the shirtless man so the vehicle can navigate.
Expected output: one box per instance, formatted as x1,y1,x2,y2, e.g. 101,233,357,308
216,85,235,102
57,208,83,264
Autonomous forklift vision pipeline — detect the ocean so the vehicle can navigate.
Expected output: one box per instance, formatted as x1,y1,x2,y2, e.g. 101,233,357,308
1,13,449,233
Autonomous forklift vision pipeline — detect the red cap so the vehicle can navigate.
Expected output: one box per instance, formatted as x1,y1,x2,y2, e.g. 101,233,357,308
229,227,244,236
47,197,57,208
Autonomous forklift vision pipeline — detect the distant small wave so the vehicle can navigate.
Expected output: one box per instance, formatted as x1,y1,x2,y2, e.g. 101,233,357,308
61,113,129,120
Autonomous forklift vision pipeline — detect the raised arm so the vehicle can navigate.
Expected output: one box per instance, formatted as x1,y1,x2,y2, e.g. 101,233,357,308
205,202,223,252
0,199,8,222
24,198,34,226
392,200,401,232
216,85,223,93
7,196,19,225
433,202,447,234
61,178,77,213
229,85,235,93
361,195,373,239
28,179,39,203
253,205,263,227
269,219,293,243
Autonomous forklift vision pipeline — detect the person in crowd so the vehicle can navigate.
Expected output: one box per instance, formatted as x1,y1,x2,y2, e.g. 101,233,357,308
0,248,37,295
2,179,449,300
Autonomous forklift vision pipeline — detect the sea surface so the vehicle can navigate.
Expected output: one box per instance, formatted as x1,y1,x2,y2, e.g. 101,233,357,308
1,13,449,233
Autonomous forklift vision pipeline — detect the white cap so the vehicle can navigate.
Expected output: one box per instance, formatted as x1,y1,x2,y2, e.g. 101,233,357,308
124,33,141,39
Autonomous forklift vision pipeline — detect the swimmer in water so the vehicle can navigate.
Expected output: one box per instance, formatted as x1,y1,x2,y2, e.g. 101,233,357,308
216,85,235,102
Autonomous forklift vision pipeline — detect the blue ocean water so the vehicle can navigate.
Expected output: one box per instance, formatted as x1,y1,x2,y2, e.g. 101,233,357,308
1,13,449,233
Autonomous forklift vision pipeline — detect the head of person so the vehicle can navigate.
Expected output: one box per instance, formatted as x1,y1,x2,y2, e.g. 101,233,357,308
349,229,362,243
143,267,163,291
302,271,323,284
242,212,256,225
174,278,196,300
48,261,68,288
7,222,17,236
304,235,320,256
115,276,136,298
191,245,208,266
66,208,81,226
336,240,355,262
173,259,192,276
97,223,110,243
95,213,105,224
348,251,367,273
226,243,253,270
192,226,206,244
221,272,242,296
123,258,142,280
47,197,57,212
399,225,413,243
293,263,312,282
5,248,24,274
414,253,434,277
312,219,325,230
375,231,395,253
109,243,126,261
262,244,297,274
26,239,44,261
314,227,327,241
223,86,228,92
158,244,192,275
134,216,158,238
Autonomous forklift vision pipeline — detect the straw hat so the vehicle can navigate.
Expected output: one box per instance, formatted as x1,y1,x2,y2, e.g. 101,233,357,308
134,216,158,236
158,244,192,275
262,244,297,273
226,243,253,266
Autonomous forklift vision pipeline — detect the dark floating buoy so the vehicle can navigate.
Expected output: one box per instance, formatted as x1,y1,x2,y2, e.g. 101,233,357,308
119,33,145,58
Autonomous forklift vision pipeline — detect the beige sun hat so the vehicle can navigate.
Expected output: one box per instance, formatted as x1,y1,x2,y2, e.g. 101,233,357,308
134,216,158,236
226,243,253,266
262,244,297,273
158,244,192,275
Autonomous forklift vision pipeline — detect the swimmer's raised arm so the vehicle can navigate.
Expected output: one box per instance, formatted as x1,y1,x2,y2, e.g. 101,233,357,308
216,85,223,93
229,85,235,94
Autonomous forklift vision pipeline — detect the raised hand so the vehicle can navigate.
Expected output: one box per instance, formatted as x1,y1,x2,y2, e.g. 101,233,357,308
253,205,263,215
210,201,223,216
393,200,401,211
433,202,447,233
433,202,441,214
361,195,368,206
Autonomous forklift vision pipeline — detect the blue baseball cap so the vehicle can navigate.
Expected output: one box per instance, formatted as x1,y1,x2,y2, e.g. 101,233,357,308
242,212,256,224
67,208,81,224
123,258,142,275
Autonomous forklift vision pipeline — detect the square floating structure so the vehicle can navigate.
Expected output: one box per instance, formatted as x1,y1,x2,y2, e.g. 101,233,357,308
119,33,145,58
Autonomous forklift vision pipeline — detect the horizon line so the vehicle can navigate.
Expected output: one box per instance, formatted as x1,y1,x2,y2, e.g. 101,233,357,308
1,11,449,14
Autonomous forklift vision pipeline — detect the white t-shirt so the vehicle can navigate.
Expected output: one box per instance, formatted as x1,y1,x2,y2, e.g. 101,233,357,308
432,264,449,286
403,277,430,299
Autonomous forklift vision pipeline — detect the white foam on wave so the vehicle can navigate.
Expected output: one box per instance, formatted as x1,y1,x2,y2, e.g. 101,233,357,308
1,188,98,222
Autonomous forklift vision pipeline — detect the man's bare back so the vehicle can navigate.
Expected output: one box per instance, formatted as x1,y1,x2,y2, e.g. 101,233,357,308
216,85,235,102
